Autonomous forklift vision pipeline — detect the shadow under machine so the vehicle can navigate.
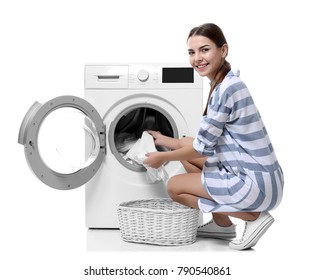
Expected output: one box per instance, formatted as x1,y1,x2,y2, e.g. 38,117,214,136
18,63,203,228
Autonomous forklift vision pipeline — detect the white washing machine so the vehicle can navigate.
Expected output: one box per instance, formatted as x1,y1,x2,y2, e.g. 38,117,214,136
18,63,203,228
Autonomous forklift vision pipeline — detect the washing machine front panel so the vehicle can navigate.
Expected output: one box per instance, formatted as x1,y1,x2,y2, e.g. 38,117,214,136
18,95,106,190
84,64,203,228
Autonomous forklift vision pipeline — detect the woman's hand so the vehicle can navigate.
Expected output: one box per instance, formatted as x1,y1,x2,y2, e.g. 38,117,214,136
147,130,164,146
147,130,179,150
144,152,165,169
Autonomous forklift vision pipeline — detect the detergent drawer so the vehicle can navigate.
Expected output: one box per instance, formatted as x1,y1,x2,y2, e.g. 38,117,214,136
85,65,129,89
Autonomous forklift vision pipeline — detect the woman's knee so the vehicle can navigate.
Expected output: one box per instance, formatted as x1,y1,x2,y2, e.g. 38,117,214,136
167,175,180,199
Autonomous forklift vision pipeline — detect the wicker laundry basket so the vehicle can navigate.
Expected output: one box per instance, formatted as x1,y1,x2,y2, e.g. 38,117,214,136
117,198,199,246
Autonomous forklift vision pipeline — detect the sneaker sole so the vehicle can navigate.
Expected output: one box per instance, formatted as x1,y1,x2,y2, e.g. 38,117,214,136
197,231,236,240
229,216,274,250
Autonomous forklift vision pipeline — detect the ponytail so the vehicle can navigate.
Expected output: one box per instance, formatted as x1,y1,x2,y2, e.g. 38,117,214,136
203,60,231,115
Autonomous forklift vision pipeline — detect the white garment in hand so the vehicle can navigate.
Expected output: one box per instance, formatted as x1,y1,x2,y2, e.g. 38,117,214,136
126,131,169,183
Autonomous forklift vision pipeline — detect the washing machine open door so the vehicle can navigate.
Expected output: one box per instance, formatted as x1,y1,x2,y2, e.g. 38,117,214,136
18,95,105,190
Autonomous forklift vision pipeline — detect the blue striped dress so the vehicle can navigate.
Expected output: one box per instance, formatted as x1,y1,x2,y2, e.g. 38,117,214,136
193,70,284,213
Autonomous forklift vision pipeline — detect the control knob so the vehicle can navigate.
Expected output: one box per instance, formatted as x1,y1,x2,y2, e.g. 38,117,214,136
137,69,149,82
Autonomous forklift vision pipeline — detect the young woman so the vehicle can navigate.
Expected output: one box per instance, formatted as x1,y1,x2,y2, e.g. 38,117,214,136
144,23,284,250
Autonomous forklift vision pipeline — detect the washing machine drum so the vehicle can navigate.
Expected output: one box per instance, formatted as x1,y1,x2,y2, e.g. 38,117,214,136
116,107,173,137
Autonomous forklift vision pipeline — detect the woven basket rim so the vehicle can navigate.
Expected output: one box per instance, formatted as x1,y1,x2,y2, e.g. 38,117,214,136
117,198,198,214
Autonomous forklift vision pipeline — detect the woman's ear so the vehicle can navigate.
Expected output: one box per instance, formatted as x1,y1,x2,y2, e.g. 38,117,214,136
221,43,228,58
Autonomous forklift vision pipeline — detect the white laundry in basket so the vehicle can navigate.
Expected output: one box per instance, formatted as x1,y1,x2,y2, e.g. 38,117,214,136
126,131,169,183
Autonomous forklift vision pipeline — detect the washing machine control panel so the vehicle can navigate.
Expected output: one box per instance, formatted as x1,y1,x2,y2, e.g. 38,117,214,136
85,64,202,89
128,64,202,89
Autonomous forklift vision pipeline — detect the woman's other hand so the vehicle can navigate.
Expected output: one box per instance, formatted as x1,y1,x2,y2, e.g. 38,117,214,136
144,152,165,169
147,130,164,146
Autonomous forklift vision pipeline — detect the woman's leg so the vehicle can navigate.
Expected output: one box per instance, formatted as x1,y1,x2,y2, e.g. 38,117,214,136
167,173,209,208
167,173,233,226
181,158,207,173
219,212,260,221
167,173,260,223
167,162,270,250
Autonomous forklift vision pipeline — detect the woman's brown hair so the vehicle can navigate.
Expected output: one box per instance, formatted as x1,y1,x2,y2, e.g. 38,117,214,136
188,23,231,115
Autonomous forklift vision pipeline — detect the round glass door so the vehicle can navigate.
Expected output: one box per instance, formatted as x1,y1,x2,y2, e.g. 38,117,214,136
18,95,105,190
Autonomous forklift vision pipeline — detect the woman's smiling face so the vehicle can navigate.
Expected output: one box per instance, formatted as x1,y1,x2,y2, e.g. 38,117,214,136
187,35,228,81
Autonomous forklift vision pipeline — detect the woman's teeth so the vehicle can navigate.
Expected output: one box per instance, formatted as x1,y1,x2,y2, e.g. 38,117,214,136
197,64,208,69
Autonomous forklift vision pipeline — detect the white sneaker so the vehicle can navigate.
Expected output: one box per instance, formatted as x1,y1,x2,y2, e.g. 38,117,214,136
197,220,236,240
229,211,274,250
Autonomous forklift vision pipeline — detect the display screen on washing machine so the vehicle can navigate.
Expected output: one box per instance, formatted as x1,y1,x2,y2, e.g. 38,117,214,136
162,67,194,83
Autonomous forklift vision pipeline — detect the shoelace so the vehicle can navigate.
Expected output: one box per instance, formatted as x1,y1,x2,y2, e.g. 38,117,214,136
198,220,213,229
239,221,248,241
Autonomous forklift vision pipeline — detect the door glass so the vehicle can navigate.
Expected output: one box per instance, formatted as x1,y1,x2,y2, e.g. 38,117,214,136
37,107,100,174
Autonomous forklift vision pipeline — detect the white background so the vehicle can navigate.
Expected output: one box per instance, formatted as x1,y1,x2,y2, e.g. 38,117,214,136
1,0,313,279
